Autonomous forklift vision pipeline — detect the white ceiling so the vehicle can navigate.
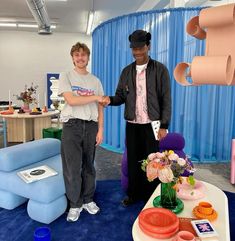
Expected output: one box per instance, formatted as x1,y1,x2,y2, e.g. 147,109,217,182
0,0,232,34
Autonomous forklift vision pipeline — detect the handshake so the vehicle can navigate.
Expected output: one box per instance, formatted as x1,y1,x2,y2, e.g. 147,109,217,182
97,96,110,107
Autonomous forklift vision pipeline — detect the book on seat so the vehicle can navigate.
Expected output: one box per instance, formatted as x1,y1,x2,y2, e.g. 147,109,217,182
17,165,58,183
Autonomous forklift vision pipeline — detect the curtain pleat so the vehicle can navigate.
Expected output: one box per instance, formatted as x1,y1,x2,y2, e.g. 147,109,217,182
92,7,235,162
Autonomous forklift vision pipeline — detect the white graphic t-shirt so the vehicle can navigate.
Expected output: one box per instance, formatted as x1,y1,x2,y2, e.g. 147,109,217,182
58,70,104,122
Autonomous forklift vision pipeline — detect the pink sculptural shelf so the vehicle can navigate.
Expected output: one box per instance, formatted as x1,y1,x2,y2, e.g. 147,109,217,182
174,3,235,86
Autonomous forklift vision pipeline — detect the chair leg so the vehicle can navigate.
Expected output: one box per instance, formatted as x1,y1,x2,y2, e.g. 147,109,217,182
3,121,7,148
231,139,235,184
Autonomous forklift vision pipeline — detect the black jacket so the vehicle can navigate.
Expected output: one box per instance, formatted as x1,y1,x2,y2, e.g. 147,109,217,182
109,57,171,129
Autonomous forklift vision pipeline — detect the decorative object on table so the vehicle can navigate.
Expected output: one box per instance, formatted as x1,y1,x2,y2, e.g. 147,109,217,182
15,83,38,112
42,106,48,112
192,202,218,222
7,90,14,113
141,150,195,214
120,132,193,192
177,179,206,200
191,219,218,239
172,230,196,241
138,207,179,239
8,104,14,113
18,108,25,114
0,110,14,115
178,217,198,237
30,107,42,115
30,112,42,115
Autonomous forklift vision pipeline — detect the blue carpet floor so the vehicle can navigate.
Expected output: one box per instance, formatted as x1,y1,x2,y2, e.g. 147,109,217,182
0,180,234,241
0,180,144,241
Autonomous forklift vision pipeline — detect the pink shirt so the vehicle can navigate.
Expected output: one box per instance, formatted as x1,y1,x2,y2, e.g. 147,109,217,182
129,63,151,124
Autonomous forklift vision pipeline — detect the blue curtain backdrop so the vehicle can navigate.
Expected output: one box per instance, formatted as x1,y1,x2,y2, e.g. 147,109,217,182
92,7,235,162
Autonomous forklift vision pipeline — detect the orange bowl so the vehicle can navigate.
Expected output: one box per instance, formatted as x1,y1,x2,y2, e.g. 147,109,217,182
198,202,213,215
193,206,218,221
138,207,179,235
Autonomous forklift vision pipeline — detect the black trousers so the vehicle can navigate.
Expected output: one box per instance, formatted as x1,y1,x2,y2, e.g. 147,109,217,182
61,118,98,208
126,122,160,201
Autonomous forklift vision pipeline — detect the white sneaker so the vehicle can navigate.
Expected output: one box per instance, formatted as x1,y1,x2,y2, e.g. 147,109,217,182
83,202,100,214
66,207,83,222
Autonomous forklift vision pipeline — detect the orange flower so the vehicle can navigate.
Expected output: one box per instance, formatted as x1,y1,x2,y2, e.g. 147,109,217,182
146,161,161,181
141,150,195,187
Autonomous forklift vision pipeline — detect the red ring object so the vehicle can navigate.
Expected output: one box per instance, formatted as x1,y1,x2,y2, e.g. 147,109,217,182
138,207,179,234
139,222,179,239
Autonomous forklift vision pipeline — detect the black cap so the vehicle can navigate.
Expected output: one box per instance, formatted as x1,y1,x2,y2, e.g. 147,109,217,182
128,30,151,48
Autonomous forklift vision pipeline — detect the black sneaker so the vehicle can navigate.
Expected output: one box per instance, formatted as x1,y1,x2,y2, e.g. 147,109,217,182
121,197,136,207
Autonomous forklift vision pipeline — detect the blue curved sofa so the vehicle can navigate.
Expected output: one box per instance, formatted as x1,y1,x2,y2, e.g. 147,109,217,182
0,138,67,224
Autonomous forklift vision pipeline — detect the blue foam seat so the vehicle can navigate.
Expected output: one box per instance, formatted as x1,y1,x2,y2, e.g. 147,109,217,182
0,138,67,224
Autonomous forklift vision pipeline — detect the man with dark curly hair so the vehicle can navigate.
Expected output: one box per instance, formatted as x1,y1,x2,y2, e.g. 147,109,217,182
101,30,172,206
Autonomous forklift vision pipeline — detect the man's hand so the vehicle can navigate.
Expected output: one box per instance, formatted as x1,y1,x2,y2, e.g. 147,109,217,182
99,96,110,106
158,128,168,141
96,130,103,146
96,96,103,102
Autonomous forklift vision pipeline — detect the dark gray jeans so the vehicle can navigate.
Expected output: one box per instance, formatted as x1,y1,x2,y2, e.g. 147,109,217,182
61,118,98,208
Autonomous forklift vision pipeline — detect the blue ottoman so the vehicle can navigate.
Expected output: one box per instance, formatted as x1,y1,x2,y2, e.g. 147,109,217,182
0,138,67,224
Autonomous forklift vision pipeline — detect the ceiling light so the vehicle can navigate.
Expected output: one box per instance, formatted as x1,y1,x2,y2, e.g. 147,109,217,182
86,11,94,35
17,23,56,29
0,21,56,30
0,23,17,27
17,23,38,28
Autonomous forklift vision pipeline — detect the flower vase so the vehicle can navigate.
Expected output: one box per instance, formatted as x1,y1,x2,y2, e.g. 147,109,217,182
22,103,31,113
153,182,184,214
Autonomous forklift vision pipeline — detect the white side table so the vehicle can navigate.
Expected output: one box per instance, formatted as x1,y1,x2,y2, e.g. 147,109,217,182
132,182,230,241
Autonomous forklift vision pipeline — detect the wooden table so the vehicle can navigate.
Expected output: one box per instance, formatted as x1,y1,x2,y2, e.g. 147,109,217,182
132,181,230,241
0,110,59,142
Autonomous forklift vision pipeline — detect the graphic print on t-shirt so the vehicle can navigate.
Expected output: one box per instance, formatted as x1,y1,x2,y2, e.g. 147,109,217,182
72,86,94,96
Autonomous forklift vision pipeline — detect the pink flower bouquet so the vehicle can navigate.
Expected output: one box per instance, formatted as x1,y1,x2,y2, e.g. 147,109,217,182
141,150,195,190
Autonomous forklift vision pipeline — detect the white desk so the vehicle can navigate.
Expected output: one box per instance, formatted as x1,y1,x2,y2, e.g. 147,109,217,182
132,182,230,241
0,110,59,142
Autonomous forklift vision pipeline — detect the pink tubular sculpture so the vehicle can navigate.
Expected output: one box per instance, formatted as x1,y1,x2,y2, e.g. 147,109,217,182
174,3,235,86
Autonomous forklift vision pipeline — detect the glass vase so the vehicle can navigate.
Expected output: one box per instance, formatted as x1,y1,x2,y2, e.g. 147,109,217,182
22,102,31,113
161,182,177,208
153,182,184,214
